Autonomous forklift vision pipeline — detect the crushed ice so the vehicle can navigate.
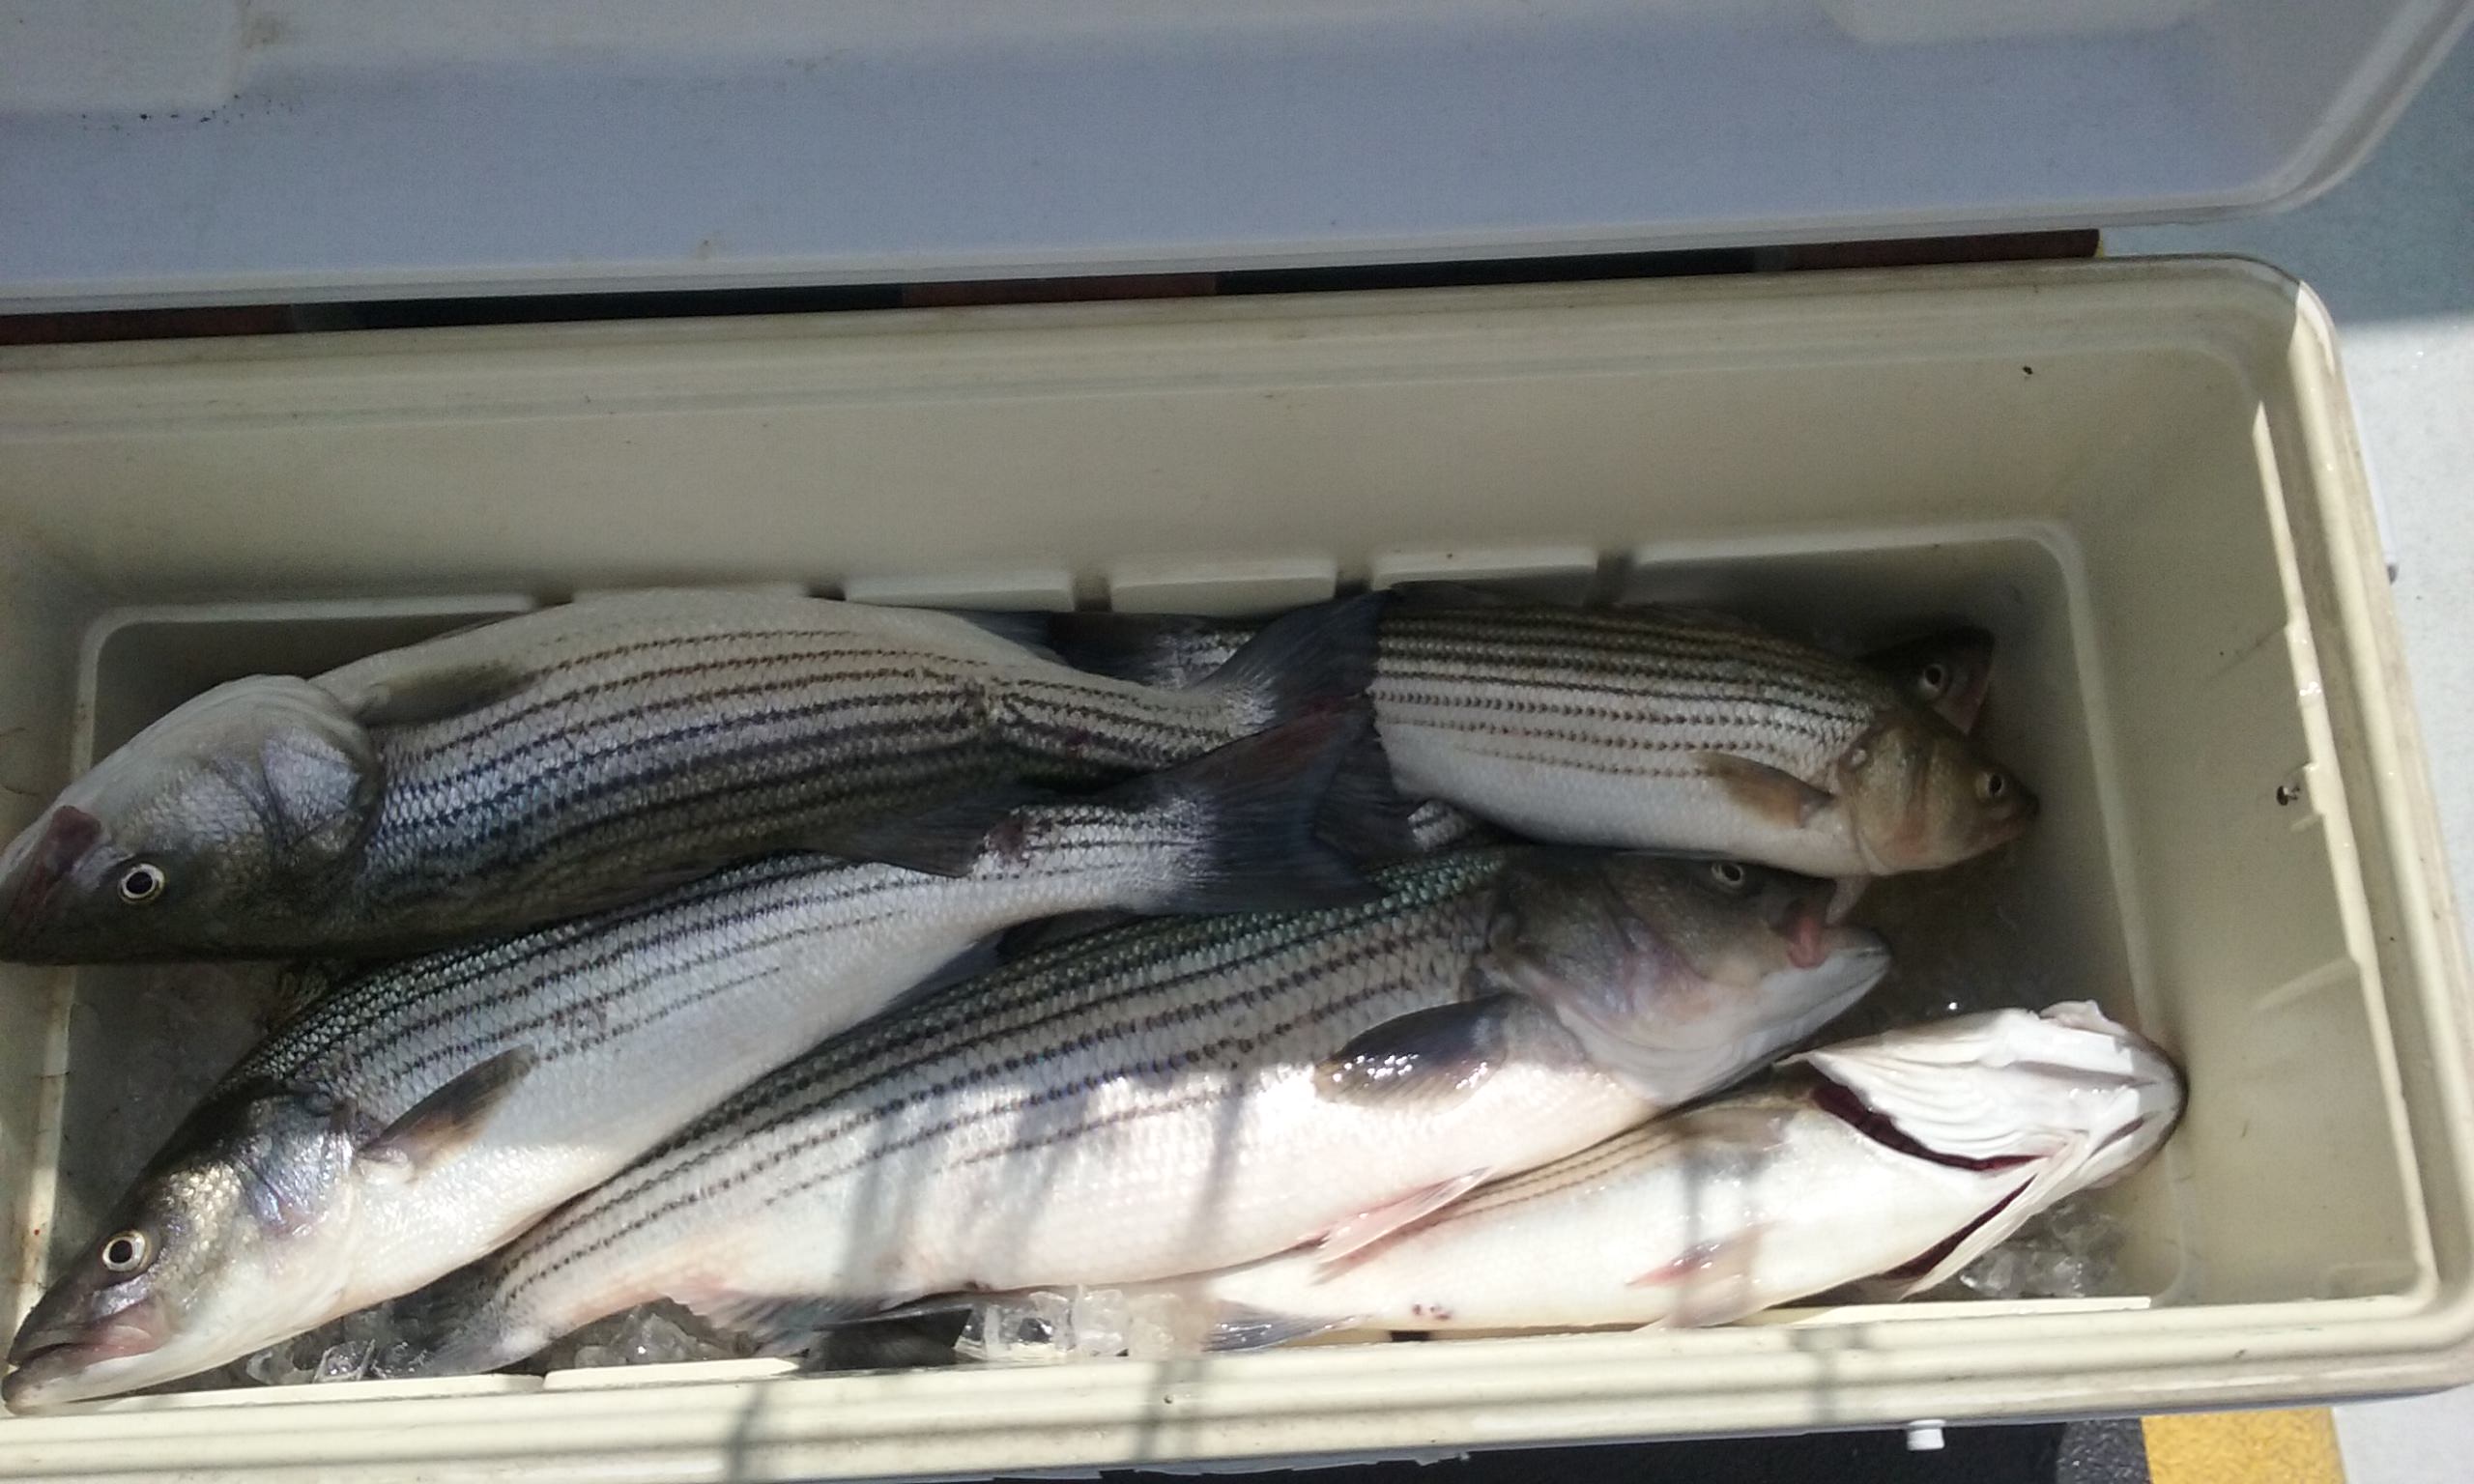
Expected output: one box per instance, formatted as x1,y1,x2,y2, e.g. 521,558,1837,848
1942,1197,2128,1301
537,1304,735,1371
954,1288,1210,1364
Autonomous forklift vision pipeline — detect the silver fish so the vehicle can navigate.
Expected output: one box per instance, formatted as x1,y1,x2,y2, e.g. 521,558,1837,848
0,713,1390,1411
0,589,1382,960
1049,597,2030,876
1047,608,1999,735
966,1002,2179,1351
412,848,1889,1374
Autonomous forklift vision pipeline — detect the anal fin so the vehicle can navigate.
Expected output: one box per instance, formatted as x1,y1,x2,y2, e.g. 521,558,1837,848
1630,1224,1769,1327
1314,1169,1488,1265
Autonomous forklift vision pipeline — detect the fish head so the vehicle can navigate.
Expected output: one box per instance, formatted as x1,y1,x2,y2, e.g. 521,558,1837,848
1860,626,1998,733
4,1086,365,1410
0,677,379,960
1832,711,2037,873
1794,1002,2184,1292
1482,851,1892,1105
1798,1001,2184,1190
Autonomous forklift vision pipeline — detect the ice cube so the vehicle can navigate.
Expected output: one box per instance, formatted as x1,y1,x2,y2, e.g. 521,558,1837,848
1126,1292,1194,1360
1951,1197,2127,1300
240,1345,296,1387
1069,1288,1131,1359
616,1307,703,1365
370,1340,426,1382
313,1338,376,1384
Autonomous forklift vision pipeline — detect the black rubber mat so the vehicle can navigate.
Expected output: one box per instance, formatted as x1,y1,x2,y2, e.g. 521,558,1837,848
1014,1419,2152,1484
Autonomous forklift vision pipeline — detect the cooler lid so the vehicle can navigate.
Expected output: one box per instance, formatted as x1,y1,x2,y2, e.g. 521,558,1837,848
2,0,2467,309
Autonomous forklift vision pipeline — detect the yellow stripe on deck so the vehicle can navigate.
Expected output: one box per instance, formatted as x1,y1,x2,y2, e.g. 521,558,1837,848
2145,1409,2345,1484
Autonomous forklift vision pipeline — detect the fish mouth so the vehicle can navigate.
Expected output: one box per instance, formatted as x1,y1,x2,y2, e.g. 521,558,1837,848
1783,906,1886,972
1803,928,1890,980
1982,787,2042,847
2,1314,166,1412
1783,906,1830,970
0,805,103,945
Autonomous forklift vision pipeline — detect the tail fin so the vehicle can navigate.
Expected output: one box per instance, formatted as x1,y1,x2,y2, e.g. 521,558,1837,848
1191,592,1385,734
1104,704,1397,914
1312,723,1423,864
1043,611,1253,690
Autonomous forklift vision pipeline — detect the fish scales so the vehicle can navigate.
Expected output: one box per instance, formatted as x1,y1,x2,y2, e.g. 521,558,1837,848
1365,604,2031,874
1039,598,2030,877
366,628,1228,903
479,851,1541,1323
1375,611,1884,778
0,589,1381,958
2,712,1394,1408
1039,603,2008,866
1038,1006,2184,1346
418,848,1890,1371
250,802,1340,1105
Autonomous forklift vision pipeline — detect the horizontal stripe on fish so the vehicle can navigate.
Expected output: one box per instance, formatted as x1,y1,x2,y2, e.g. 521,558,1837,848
1001,1007,2180,1350
409,851,1888,1373
0,591,1384,958
1037,596,2034,877
0,714,1387,1410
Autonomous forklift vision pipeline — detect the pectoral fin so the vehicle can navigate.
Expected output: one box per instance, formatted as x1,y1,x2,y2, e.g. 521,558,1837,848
1314,1169,1489,1264
358,1048,535,1182
1696,753,1835,828
1314,995,1522,1108
1631,1225,1769,1327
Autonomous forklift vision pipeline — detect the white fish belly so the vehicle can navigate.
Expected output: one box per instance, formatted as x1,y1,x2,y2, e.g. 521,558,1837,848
1377,720,1863,875
1192,1113,2027,1331
551,1061,1654,1335
340,899,1050,1306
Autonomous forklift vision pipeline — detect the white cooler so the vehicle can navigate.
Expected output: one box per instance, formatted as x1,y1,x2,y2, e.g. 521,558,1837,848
1,3,2470,1479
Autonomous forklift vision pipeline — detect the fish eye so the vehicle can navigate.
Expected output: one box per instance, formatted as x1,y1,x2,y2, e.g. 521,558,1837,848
99,1229,151,1273
1706,860,1751,892
1976,770,2008,802
1918,662,1950,694
117,862,166,905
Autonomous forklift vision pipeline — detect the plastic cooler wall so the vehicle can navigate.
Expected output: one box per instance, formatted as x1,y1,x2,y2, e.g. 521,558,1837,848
0,260,2460,1475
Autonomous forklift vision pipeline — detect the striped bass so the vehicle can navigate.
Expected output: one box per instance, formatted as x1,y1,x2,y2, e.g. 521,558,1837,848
953,1003,2180,1352
1050,609,1997,736
1050,596,2030,877
0,589,1381,960
409,848,1889,1374
0,714,1390,1411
